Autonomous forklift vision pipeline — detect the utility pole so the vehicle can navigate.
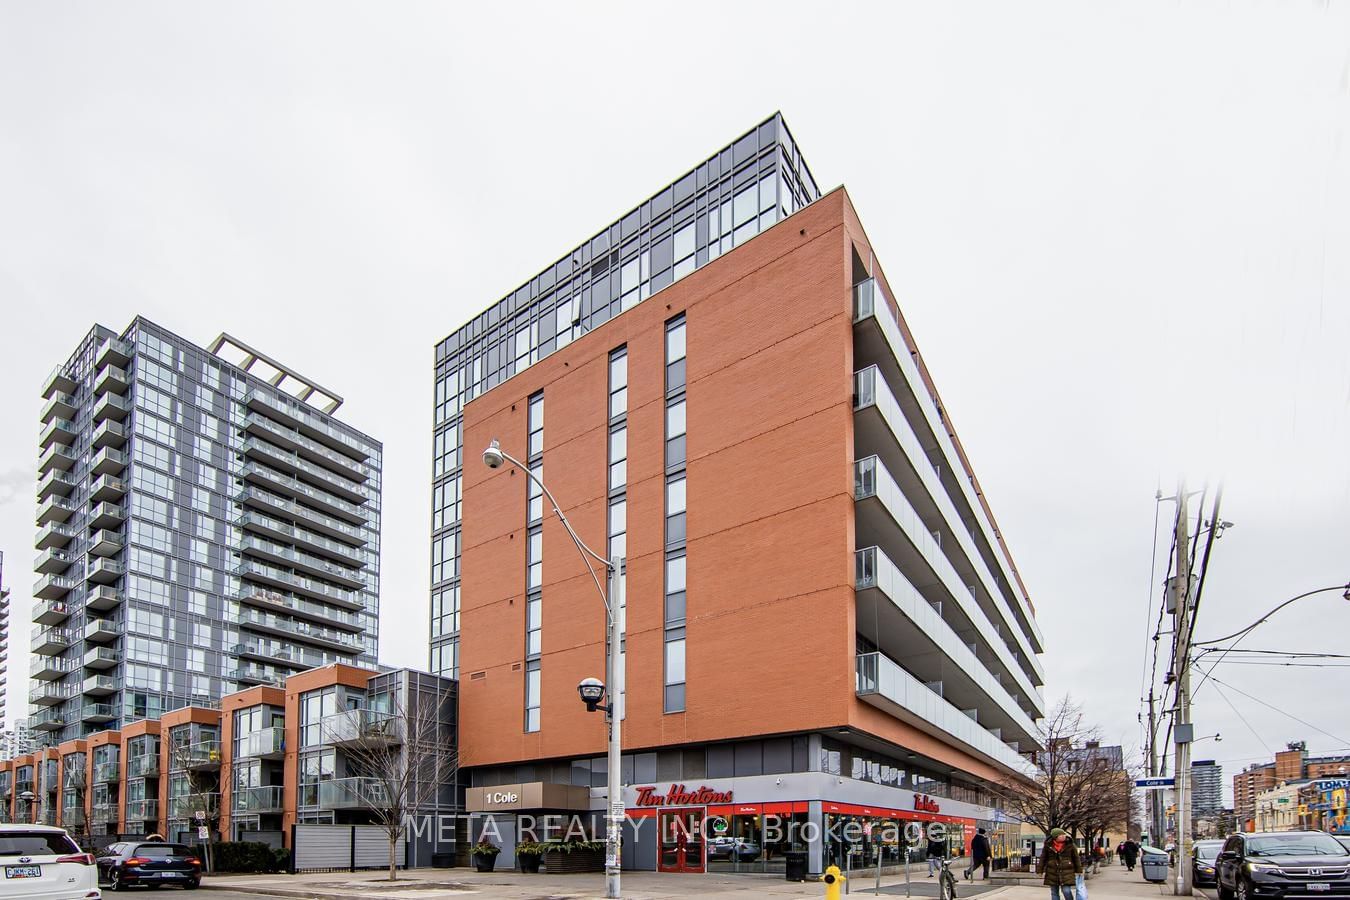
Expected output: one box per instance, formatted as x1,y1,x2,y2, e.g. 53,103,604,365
1147,688,1162,845
1172,482,1193,896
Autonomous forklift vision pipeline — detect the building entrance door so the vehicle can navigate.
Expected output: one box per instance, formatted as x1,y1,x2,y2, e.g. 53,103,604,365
658,807,705,873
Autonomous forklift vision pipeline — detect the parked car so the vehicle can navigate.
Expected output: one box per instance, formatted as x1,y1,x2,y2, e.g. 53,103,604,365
1216,832,1350,900
1193,840,1226,887
707,837,761,862
0,822,100,899
96,842,201,891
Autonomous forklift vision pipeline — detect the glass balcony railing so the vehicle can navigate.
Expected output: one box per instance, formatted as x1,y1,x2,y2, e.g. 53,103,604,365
167,793,219,820
175,740,222,770
235,586,364,630
856,652,1037,779
238,607,364,651
236,510,368,566
239,534,365,587
236,726,285,759
234,784,284,813
242,437,370,503
245,389,377,461
319,709,400,746
126,798,159,820
317,776,386,810
93,760,121,784
243,412,370,482
233,558,361,607
126,756,159,779
241,462,368,522
237,484,367,544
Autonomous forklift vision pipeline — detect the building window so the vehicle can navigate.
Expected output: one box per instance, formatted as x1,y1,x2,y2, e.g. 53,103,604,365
608,426,627,491
664,316,688,713
666,318,686,393
525,660,541,733
525,392,543,733
526,527,542,590
527,463,543,523
664,635,686,713
609,349,628,420
665,554,687,625
666,476,686,547
607,497,626,561
528,393,544,459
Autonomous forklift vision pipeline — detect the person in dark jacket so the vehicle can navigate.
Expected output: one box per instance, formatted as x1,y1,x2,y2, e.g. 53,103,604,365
927,836,947,876
1120,839,1140,871
965,828,993,880
1041,828,1083,900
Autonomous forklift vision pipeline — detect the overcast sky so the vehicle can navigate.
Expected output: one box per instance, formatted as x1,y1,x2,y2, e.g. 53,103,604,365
2,1,1347,803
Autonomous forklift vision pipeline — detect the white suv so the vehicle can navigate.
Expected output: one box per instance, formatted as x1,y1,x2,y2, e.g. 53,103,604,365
0,823,100,899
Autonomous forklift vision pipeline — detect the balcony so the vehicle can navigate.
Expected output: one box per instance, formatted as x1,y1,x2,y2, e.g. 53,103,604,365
91,446,128,476
39,417,78,449
854,365,1045,694
856,652,1037,781
62,807,87,827
96,336,131,370
125,798,159,820
36,469,78,501
854,278,1045,655
239,607,364,653
231,663,291,686
245,389,376,462
236,726,285,760
855,455,1044,723
81,703,117,724
236,510,368,568
33,707,67,731
63,767,86,789
239,534,365,589
236,587,365,632
90,474,127,504
242,437,370,504
36,495,77,526
234,640,351,671
41,390,79,423
167,793,219,820
30,654,74,680
86,585,124,612
93,761,121,784
319,709,401,747
317,776,386,810
32,625,73,655
240,462,368,525
233,559,362,608
29,681,77,707
854,545,1040,748
243,411,370,483
236,485,368,546
32,598,71,626
84,618,123,643
178,740,222,771
234,785,284,814
91,391,128,423
87,557,126,584
33,573,77,600
34,548,75,575
88,502,126,531
91,804,119,825
94,364,128,395
127,757,159,779
43,366,78,400
38,443,79,474
35,521,78,550
83,674,120,697
83,646,120,670
89,529,124,557
92,419,127,449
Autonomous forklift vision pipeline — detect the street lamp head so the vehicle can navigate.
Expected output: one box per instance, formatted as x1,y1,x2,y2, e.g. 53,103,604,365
18,791,35,802
483,440,505,469
578,677,606,712
1343,583,1350,602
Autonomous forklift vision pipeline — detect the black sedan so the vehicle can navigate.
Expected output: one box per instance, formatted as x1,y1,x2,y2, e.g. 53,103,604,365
1216,832,1350,900
97,842,202,891
1193,840,1226,887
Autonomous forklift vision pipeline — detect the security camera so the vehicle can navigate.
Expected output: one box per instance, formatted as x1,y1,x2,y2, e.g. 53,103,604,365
483,440,505,469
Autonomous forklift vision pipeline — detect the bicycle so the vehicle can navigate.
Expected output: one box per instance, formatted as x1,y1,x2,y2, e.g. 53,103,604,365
935,854,959,900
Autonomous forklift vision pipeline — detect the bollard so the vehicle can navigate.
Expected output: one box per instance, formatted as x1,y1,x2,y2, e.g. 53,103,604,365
820,865,848,900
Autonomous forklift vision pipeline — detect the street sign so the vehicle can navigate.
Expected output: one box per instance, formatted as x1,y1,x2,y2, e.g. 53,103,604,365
197,826,209,840
194,811,206,821
1136,778,1175,790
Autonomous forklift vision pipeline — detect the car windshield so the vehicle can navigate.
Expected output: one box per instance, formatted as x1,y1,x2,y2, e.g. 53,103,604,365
1195,843,1223,860
135,844,193,858
1247,834,1350,857
0,832,81,856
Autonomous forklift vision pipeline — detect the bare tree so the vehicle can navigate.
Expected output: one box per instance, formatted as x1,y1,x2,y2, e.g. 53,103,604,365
166,739,222,871
1002,698,1137,856
321,685,458,881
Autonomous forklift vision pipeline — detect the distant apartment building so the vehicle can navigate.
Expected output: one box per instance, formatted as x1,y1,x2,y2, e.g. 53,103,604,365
0,723,35,760
1234,742,1350,826
1,551,11,726
1,664,458,865
33,319,381,743
1192,759,1223,816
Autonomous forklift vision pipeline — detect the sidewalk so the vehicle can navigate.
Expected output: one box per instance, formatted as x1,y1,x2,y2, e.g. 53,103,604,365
200,859,1178,900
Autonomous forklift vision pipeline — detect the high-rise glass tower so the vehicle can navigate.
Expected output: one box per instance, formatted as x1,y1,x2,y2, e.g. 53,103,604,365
1,551,11,726
33,318,381,743
429,113,820,677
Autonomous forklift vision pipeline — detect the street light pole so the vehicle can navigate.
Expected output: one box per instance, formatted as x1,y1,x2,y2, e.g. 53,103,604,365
483,440,624,899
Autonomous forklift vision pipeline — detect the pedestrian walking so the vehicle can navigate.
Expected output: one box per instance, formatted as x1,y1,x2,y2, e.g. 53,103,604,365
1041,828,1084,900
965,828,992,880
1120,839,1139,872
927,835,946,877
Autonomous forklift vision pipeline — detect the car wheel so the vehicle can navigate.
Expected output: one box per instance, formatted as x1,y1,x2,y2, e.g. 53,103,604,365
109,870,124,892
1217,874,1235,900
1236,878,1251,900
184,879,200,890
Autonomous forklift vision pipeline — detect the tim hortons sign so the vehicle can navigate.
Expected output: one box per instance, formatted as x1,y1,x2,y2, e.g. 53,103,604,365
914,794,941,814
634,784,734,807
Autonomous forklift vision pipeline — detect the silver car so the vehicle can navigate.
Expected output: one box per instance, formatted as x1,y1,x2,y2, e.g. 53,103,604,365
0,823,100,899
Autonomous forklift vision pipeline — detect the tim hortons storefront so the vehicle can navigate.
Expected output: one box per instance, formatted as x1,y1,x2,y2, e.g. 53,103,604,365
620,771,1003,876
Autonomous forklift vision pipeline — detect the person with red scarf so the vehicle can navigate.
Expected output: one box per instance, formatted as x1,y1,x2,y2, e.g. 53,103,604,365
1041,828,1084,900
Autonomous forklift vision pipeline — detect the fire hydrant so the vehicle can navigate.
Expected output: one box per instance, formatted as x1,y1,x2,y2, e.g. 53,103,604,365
820,864,847,899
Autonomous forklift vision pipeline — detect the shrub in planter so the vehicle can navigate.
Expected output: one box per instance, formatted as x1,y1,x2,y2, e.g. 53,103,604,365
542,840,606,874
207,841,278,873
471,840,501,873
516,841,546,873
